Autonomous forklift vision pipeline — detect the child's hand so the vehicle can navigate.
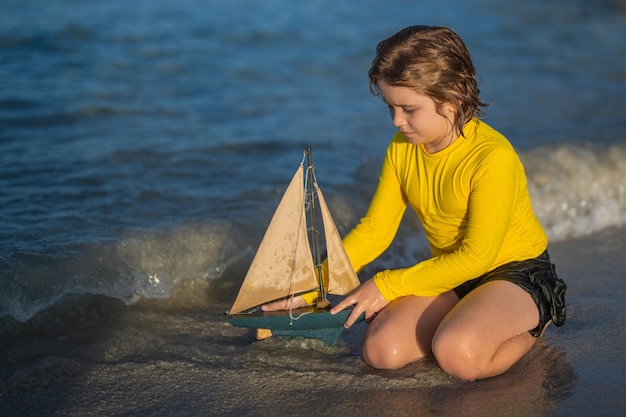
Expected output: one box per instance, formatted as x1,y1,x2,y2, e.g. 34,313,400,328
330,279,388,328
261,296,306,311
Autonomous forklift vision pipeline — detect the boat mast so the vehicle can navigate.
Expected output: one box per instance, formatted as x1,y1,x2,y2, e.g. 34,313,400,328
305,147,329,308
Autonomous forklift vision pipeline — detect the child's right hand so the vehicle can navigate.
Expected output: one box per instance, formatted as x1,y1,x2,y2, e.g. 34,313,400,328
330,279,388,328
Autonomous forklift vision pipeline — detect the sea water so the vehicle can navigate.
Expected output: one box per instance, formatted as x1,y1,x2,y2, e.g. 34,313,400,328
1,0,625,416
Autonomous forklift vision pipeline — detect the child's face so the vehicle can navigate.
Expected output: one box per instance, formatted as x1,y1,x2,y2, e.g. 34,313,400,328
378,80,457,154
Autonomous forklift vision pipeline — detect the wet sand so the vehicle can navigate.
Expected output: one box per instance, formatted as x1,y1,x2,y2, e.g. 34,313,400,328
1,226,625,417
541,226,626,417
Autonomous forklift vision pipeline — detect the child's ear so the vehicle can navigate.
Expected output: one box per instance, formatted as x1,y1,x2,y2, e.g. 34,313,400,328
442,101,459,118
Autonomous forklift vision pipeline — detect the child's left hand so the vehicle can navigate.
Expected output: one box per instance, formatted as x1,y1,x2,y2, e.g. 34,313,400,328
261,295,306,311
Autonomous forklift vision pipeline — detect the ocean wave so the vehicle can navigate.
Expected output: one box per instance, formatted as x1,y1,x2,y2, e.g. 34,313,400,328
0,223,252,322
522,142,626,240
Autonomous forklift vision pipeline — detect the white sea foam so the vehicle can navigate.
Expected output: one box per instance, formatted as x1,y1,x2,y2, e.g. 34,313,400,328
522,143,626,241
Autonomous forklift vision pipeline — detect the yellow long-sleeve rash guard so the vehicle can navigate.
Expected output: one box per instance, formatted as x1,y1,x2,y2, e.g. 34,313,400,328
343,118,548,302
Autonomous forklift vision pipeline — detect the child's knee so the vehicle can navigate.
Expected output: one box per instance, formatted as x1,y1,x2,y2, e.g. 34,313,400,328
432,330,483,381
362,330,410,370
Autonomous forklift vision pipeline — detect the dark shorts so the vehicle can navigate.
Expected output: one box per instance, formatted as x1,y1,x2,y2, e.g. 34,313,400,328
453,250,566,337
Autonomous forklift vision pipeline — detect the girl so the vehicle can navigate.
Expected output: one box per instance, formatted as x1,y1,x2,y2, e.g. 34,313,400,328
264,25,566,381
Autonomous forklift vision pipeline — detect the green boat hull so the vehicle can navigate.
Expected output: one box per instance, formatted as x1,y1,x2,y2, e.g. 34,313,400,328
228,305,364,344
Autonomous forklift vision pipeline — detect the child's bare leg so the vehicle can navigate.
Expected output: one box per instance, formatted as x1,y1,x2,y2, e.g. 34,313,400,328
362,291,459,369
432,280,540,381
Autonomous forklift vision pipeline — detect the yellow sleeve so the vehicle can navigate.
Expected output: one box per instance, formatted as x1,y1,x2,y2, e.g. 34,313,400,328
301,290,318,305
341,145,408,274
373,147,523,300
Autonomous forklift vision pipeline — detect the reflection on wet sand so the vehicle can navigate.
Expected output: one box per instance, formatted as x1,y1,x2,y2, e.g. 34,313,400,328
425,341,577,417
347,342,573,417
231,327,576,417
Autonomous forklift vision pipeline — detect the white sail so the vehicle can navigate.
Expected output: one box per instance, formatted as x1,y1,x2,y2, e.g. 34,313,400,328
229,165,318,314
315,184,360,295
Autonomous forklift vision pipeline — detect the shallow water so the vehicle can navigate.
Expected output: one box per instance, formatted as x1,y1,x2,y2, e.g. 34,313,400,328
1,0,626,415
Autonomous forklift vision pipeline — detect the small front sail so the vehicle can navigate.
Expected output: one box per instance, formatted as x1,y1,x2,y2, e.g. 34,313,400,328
229,165,318,314
315,184,360,295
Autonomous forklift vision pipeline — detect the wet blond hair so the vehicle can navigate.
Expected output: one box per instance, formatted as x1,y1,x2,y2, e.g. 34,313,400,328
369,25,488,136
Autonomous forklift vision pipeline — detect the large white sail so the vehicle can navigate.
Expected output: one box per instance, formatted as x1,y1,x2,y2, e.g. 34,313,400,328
229,165,318,314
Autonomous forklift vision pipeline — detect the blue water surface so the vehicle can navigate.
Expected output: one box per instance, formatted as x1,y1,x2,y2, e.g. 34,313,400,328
1,0,625,320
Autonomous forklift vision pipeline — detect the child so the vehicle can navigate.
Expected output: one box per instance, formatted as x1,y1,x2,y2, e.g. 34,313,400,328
264,25,566,381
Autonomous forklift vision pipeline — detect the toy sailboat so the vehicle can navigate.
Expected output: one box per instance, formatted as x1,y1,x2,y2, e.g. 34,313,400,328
227,148,362,343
